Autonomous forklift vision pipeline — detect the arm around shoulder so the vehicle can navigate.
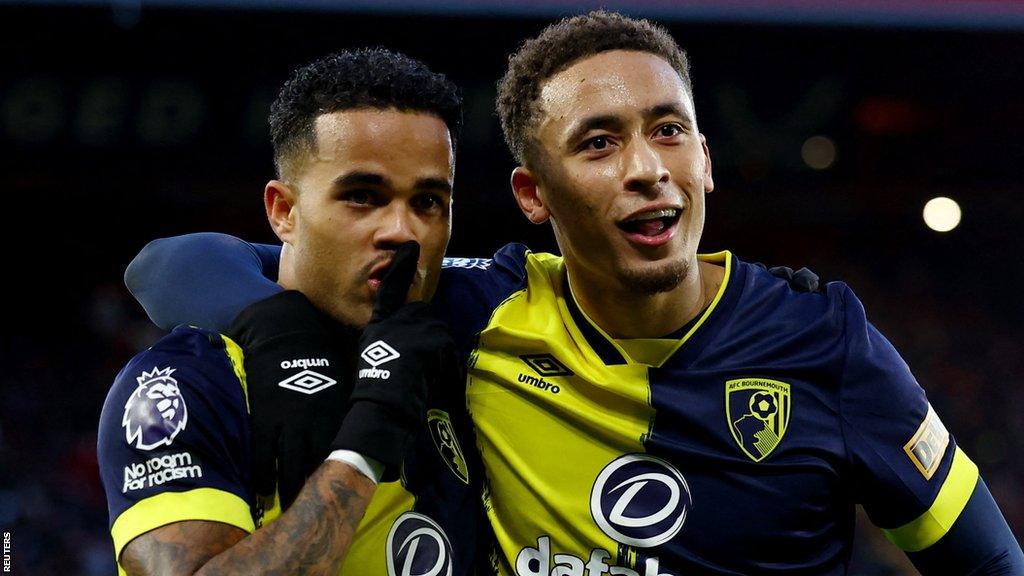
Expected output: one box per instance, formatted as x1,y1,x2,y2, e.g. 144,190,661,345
124,233,283,332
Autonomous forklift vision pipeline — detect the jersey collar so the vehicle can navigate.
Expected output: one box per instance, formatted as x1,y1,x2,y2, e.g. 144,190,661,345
559,251,734,368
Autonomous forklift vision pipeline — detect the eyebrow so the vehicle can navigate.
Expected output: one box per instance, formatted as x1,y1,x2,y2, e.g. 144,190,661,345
563,101,693,147
414,177,453,195
332,171,452,195
333,171,387,189
564,115,625,148
644,102,690,123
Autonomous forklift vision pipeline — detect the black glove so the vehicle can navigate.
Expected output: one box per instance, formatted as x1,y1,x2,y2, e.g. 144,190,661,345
756,263,821,293
331,241,456,482
227,290,358,510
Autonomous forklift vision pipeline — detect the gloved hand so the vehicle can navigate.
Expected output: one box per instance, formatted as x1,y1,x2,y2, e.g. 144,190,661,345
756,263,820,293
227,289,358,510
331,241,457,482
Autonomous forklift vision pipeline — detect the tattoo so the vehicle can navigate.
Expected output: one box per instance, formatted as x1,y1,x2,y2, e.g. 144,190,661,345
121,461,375,576
121,521,247,575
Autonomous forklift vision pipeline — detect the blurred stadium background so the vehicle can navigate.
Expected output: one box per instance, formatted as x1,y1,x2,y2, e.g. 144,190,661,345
1,1,1021,573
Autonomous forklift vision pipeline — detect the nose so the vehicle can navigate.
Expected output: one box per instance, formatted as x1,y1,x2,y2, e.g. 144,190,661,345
622,138,670,196
373,203,418,249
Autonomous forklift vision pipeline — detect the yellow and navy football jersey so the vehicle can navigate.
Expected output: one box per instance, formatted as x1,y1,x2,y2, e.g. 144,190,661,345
97,326,480,575
432,244,980,575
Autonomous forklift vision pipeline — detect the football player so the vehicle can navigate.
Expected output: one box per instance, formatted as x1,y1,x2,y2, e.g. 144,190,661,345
123,11,1022,576
99,48,481,576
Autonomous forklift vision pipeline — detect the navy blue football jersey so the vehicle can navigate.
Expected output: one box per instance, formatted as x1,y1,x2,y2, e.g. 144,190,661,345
98,326,480,575
430,244,980,575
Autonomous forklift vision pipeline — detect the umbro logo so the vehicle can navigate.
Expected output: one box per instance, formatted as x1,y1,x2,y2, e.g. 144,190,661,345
278,370,337,395
517,353,572,395
280,357,329,370
520,353,574,377
360,340,400,380
362,340,401,366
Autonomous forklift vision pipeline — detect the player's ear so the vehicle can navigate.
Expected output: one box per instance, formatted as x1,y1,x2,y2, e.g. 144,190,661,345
700,133,714,194
265,180,298,243
511,166,550,225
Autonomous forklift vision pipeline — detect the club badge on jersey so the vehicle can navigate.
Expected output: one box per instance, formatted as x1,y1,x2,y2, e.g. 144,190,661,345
428,409,470,484
725,378,792,462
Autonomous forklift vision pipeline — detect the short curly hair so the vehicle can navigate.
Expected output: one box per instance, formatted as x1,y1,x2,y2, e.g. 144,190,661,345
496,11,691,167
270,48,462,180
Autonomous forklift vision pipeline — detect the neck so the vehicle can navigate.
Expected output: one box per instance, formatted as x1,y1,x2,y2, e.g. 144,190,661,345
567,258,724,339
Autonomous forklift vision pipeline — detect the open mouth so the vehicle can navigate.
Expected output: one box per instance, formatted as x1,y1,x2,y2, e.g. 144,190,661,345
617,208,681,241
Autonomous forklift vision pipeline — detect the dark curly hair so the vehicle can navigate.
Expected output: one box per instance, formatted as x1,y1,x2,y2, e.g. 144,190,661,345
496,11,691,167
270,47,462,180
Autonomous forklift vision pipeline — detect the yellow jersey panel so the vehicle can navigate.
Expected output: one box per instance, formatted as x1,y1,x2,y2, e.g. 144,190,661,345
469,253,656,573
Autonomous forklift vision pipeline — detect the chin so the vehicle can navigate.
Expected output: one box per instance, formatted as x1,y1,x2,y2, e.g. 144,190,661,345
326,299,372,329
353,305,374,328
618,258,691,295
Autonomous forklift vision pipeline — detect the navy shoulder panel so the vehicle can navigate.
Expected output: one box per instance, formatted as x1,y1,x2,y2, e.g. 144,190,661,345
435,243,531,358
680,257,845,375
98,326,252,525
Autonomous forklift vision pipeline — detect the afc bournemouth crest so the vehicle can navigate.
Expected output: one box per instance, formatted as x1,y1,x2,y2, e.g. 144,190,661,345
725,378,791,462
427,409,470,484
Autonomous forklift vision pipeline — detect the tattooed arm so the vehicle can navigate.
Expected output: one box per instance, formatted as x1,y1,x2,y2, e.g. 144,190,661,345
121,461,374,576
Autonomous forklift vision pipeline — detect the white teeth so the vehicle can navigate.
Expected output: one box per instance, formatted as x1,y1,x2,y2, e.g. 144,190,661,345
628,209,678,222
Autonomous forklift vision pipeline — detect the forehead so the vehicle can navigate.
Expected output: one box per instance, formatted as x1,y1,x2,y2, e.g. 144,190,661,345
309,108,453,179
538,50,694,128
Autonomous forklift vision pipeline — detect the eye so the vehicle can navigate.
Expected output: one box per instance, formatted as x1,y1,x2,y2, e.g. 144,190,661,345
341,189,375,205
654,124,684,139
411,193,446,212
584,136,610,151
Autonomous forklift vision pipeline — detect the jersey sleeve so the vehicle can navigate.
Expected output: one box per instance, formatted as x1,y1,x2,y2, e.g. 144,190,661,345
98,327,254,568
125,233,283,332
904,477,1024,574
834,284,1016,564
